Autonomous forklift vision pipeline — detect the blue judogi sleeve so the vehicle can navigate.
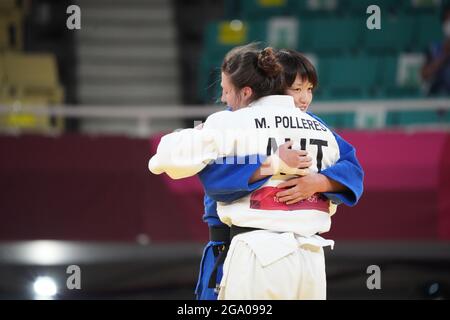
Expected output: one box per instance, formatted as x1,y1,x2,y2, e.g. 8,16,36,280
198,155,270,203
308,112,364,206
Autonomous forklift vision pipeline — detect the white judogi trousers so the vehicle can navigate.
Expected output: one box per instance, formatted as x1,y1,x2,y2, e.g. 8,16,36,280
218,230,333,300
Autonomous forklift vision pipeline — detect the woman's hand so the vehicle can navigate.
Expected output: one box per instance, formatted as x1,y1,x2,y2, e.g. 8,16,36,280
276,173,327,204
249,141,312,182
278,141,312,171
276,173,347,205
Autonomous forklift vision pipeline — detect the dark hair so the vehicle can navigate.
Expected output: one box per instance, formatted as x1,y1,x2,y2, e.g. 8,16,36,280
276,49,318,90
221,43,285,102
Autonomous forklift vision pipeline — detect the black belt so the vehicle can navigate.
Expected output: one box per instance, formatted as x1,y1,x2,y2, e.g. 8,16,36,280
209,225,230,243
207,225,262,290
230,225,262,239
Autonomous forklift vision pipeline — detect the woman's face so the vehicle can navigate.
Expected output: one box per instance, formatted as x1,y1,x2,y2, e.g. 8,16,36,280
220,72,251,111
285,74,314,112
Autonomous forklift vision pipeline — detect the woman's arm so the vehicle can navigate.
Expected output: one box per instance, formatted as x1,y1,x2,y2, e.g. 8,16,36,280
275,113,364,206
199,141,308,202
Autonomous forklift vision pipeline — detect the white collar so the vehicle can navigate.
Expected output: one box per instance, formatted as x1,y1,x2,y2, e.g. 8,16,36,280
248,95,296,109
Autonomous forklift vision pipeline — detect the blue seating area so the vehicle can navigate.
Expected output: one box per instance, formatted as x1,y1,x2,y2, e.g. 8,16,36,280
198,0,448,104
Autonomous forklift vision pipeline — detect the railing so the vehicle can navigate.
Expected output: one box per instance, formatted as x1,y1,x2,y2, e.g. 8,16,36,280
0,98,449,136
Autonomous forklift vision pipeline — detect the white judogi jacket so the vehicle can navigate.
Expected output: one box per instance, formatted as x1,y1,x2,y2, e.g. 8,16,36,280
149,95,340,238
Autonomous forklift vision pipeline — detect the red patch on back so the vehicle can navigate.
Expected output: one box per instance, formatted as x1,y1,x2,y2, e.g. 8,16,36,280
250,187,330,213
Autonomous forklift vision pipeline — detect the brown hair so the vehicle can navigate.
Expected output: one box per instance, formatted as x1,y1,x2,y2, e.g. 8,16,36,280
221,43,285,103
276,49,318,90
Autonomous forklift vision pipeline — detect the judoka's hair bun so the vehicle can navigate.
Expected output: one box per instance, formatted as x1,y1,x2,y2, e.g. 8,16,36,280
257,47,283,78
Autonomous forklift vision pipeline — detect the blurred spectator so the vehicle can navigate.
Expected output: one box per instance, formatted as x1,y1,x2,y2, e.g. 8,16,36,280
421,6,450,96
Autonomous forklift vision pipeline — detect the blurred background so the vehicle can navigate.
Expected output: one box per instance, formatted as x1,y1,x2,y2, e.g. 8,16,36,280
0,0,449,299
